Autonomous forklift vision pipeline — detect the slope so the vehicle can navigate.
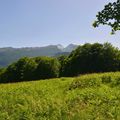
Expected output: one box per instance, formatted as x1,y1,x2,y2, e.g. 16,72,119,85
0,72,120,120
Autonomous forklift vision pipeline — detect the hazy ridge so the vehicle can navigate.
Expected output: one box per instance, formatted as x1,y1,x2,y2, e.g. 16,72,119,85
0,44,78,67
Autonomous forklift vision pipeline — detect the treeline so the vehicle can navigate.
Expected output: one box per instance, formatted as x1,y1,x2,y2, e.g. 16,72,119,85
0,57,60,83
0,42,120,83
60,42,120,76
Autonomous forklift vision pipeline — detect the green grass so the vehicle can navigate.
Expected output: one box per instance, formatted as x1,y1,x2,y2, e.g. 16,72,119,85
0,72,120,120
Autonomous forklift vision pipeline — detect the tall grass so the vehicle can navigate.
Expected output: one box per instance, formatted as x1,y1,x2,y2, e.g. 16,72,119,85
0,72,120,120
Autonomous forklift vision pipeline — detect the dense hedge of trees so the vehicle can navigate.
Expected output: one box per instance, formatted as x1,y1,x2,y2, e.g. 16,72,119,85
0,57,60,83
34,57,60,79
61,43,120,76
0,42,120,83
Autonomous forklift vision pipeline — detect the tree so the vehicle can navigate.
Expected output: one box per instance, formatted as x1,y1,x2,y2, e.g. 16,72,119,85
0,57,37,83
57,55,67,77
62,43,120,77
93,0,120,34
34,57,60,79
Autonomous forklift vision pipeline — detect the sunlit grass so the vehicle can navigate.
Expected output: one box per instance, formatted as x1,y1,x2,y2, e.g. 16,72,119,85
0,72,120,120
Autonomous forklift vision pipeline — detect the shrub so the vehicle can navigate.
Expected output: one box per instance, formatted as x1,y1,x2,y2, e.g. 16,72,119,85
34,56,60,79
69,77,101,90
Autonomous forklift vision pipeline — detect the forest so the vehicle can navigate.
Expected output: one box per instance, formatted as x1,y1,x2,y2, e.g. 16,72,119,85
0,42,120,83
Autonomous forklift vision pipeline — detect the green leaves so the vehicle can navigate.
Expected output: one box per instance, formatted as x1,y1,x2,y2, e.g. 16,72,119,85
34,57,60,79
62,43,120,76
93,0,120,34
0,56,60,83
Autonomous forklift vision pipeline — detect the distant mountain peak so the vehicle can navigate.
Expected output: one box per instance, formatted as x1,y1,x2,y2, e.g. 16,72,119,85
56,44,64,50
0,43,79,67
66,43,77,47
63,44,78,52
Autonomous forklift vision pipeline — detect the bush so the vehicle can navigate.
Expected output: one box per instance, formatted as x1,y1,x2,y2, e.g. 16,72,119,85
34,57,60,79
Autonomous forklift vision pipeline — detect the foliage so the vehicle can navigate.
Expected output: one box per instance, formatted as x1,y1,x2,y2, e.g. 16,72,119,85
1,43,120,82
57,55,68,76
0,57,37,83
93,0,120,34
61,43,120,76
0,72,120,119
34,57,60,79
0,68,5,75
0,56,60,83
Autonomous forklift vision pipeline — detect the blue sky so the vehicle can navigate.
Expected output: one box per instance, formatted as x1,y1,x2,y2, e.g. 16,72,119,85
0,0,120,48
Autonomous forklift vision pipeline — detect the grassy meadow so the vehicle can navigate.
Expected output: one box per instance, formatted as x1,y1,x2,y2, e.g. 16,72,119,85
0,72,120,120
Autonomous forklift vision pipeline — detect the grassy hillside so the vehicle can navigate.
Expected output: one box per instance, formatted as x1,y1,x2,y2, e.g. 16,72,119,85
0,72,120,120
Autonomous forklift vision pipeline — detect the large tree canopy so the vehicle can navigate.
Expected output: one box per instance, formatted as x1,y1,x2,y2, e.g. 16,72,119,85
93,0,120,34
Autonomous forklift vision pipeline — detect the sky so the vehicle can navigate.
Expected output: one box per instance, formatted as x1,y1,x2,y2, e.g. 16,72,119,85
0,0,120,48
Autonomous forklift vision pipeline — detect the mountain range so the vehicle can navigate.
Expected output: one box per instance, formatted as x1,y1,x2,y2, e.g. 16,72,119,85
0,44,78,67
